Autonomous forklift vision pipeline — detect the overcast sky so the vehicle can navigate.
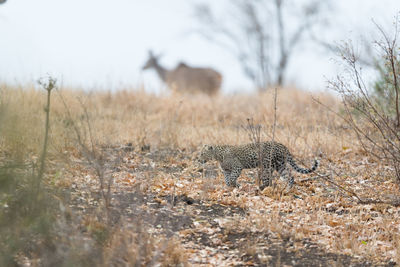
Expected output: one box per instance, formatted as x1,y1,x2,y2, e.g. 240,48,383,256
0,0,399,93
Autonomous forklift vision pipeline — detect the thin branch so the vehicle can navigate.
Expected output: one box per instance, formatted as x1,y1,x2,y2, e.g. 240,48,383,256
270,88,278,186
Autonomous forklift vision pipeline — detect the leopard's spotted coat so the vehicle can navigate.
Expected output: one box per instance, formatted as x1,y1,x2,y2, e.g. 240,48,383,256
198,141,318,189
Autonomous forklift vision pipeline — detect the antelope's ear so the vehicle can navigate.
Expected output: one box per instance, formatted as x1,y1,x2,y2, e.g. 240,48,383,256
148,50,154,57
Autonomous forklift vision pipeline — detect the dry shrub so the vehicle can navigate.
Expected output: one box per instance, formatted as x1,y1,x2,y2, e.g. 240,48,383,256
105,222,188,267
160,238,189,267
104,222,155,266
328,18,400,185
0,80,105,266
240,241,258,258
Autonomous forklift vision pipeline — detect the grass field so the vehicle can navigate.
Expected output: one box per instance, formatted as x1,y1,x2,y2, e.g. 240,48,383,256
1,84,399,266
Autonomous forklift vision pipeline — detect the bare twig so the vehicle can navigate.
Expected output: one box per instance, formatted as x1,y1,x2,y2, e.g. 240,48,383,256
244,118,262,187
269,88,278,186
242,88,279,189
298,173,329,183
318,171,400,206
56,89,114,224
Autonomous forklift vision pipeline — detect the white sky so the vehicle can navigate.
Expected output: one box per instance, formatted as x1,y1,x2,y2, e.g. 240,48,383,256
0,0,399,93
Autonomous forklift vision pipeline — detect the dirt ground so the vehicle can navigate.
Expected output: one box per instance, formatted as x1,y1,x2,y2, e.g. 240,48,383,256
66,144,397,266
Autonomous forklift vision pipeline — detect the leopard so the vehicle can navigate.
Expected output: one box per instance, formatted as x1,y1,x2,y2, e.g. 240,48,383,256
198,141,319,190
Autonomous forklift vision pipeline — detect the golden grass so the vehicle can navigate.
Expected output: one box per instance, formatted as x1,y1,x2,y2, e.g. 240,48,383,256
2,83,399,264
0,84,351,159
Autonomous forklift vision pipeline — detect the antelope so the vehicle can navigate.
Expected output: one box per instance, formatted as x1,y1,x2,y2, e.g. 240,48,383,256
142,51,222,96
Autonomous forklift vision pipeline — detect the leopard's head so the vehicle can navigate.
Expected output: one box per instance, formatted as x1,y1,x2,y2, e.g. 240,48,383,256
198,144,216,164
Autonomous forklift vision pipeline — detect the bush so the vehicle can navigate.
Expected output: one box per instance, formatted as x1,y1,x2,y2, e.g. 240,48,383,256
329,18,400,184
0,80,60,265
373,51,400,116
0,78,100,266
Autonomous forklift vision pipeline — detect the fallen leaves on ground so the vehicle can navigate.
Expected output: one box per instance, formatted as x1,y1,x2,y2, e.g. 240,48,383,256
59,145,399,266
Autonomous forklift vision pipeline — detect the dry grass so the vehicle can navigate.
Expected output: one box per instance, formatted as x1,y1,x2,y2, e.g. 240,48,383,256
103,220,188,266
1,83,399,265
0,84,345,156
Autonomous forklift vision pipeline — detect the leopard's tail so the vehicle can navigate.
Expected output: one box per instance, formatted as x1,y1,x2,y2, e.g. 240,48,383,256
288,156,319,174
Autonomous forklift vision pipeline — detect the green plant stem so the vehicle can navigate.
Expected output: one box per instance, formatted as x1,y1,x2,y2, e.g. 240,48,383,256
37,84,53,193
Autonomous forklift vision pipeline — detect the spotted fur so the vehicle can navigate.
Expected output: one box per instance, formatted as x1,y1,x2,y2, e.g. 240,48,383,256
198,141,318,189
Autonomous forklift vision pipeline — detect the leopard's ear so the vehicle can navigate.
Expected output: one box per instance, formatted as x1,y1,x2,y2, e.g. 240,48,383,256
203,144,214,151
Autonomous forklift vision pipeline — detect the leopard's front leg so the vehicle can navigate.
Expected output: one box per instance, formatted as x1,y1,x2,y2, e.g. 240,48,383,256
223,168,242,187
221,157,242,187
222,170,235,187
259,168,273,190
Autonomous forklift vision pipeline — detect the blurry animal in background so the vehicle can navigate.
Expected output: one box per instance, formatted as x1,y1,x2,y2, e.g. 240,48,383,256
142,50,222,95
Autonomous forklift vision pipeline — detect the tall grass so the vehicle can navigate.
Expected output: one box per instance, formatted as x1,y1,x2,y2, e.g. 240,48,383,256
0,80,58,266
1,84,343,154
0,82,194,266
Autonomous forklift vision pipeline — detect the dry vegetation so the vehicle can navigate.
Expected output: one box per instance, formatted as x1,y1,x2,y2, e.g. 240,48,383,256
1,83,399,266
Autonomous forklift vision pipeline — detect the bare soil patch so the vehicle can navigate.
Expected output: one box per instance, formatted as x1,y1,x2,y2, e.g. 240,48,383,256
66,146,395,266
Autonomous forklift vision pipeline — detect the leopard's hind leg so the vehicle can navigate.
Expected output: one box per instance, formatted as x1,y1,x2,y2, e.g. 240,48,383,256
259,168,273,190
278,165,294,188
